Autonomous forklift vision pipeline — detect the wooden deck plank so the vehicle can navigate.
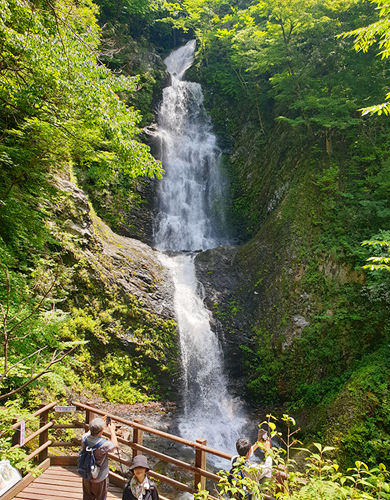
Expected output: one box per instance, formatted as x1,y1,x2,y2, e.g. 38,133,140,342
13,466,123,499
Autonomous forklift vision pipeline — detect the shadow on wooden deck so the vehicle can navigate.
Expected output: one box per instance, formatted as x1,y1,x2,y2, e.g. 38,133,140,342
13,466,123,500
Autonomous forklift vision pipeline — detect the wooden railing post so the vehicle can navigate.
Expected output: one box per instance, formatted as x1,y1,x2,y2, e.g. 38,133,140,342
195,438,207,490
11,419,19,447
85,402,95,429
39,403,49,463
133,418,143,457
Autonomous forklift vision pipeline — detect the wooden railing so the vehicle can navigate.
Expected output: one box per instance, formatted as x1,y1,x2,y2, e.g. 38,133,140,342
7,400,233,499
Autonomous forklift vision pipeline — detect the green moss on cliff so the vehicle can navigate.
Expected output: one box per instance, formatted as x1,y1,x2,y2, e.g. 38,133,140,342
0,161,178,404
189,32,390,466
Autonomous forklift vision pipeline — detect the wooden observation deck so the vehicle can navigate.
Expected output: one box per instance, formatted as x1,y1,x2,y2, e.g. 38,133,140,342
3,401,233,500
12,466,123,500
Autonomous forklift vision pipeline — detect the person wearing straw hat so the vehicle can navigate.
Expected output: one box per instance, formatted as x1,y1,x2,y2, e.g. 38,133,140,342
122,455,160,500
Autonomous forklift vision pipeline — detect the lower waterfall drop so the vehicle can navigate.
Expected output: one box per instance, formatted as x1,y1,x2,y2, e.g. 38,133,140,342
158,254,245,455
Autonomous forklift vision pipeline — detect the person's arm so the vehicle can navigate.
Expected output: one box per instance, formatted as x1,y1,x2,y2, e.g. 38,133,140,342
250,428,270,456
257,455,273,480
249,441,259,456
108,422,118,448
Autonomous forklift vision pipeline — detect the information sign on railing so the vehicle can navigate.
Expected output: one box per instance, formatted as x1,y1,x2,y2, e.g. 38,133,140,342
54,406,76,412
19,420,25,446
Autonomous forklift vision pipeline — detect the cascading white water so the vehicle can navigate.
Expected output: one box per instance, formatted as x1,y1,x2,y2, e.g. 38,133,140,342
154,40,226,252
154,40,245,458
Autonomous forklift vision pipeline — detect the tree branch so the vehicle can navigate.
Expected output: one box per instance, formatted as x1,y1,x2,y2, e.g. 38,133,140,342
6,269,59,338
0,347,47,382
0,346,77,400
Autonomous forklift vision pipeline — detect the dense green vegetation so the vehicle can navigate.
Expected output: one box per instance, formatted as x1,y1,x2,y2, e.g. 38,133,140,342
0,0,176,409
195,416,390,499
2,0,390,483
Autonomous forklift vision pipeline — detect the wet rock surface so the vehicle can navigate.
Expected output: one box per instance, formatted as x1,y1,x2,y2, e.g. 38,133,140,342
54,177,176,321
91,216,175,321
194,245,257,395
117,177,158,247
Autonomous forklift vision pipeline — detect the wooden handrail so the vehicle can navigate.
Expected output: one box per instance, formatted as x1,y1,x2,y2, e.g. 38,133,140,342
11,402,57,429
24,440,52,461
72,401,233,461
11,400,231,499
13,421,54,448
107,452,132,466
130,443,221,482
52,423,82,429
51,441,79,447
148,470,195,493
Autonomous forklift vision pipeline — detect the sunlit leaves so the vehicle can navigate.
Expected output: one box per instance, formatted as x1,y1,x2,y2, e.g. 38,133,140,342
0,0,162,194
361,239,390,271
340,0,390,117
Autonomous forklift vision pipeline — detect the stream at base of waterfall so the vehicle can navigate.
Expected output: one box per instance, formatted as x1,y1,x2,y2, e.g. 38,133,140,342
148,40,257,495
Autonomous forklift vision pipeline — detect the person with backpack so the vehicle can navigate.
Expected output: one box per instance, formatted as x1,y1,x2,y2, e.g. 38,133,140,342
122,455,160,500
79,416,118,500
229,432,275,500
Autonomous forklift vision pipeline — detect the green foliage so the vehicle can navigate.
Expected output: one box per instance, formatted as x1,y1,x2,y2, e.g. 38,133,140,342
195,416,390,499
0,0,162,214
340,0,390,116
0,262,85,400
103,380,152,404
165,0,383,148
0,0,180,408
0,402,38,475
361,239,390,272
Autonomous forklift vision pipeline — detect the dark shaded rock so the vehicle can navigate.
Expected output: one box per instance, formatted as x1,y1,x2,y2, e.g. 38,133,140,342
118,176,158,246
194,245,257,395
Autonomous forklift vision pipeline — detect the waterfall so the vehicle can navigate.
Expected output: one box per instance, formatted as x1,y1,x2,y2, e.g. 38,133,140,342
154,40,245,458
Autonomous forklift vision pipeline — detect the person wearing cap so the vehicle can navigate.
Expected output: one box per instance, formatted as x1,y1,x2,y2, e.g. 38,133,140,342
122,455,160,500
81,416,118,500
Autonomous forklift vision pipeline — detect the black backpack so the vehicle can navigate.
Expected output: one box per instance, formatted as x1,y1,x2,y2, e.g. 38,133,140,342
78,437,104,480
227,456,253,500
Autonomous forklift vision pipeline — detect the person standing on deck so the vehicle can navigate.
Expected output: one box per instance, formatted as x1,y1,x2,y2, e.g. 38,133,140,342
122,455,160,500
81,417,118,500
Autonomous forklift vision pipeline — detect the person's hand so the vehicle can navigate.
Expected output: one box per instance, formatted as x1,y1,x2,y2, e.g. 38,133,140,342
104,415,115,433
107,421,115,432
258,428,268,442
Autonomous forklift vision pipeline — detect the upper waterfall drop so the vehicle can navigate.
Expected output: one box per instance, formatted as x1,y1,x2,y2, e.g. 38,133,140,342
154,40,245,459
164,39,197,81
154,40,227,252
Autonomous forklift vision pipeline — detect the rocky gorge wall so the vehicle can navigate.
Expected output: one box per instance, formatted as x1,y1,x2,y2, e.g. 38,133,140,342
43,170,179,402
86,35,390,467
54,30,390,466
192,108,390,466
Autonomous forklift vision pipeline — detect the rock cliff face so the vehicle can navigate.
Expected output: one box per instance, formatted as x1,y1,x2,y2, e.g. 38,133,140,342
55,177,175,320
50,174,178,395
194,246,252,392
